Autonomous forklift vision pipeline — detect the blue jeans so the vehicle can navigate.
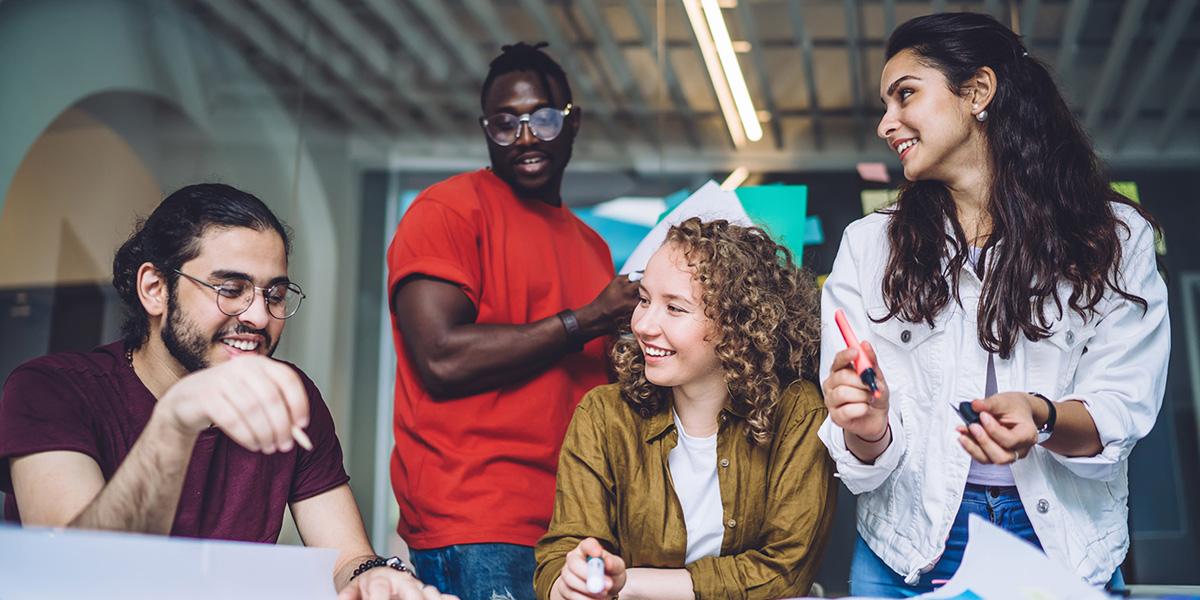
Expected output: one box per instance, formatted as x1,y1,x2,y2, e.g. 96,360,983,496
849,484,1125,597
409,543,536,600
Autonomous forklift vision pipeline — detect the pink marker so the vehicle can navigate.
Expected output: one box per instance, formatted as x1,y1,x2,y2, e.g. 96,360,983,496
834,308,880,398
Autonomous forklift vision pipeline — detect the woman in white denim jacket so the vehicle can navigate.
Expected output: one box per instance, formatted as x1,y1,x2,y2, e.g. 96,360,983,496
818,13,1170,597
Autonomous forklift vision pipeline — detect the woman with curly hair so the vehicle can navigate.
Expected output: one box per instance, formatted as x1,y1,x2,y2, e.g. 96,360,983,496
533,217,835,600
820,12,1168,596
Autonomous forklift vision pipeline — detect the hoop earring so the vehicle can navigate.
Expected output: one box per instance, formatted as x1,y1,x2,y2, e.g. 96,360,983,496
976,110,989,122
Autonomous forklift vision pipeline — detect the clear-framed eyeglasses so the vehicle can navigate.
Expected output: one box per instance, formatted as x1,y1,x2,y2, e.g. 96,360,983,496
479,103,573,146
173,270,306,320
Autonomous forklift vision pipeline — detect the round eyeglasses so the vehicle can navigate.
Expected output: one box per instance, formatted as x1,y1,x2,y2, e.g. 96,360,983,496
174,270,306,320
479,103,573,147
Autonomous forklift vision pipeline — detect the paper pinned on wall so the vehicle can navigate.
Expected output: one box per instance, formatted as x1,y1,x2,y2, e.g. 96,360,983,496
856,162,891,183
861,189,899,216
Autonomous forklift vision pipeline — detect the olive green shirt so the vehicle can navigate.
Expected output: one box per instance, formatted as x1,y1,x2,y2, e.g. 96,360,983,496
534,381,836,599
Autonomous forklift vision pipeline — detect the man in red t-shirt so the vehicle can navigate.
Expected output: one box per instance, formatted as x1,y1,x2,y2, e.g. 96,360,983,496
387,43,638,599
0,184,453,600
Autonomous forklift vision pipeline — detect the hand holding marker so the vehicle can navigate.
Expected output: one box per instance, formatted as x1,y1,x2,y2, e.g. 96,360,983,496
586,555,604,594
833,308,880,398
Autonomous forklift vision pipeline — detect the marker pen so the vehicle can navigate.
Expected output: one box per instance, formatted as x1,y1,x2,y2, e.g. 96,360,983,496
834,308,880,398
586,556,605,594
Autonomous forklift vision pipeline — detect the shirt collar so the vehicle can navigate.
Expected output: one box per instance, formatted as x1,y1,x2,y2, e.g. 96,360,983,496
641,399,748,443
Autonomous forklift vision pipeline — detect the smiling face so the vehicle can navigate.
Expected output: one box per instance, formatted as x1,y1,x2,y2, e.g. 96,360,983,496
877,49,984,182
630,243,726,395
161,226,288,372
482,70,578,202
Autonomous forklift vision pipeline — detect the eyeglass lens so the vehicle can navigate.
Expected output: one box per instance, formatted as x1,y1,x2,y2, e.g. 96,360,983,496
484,107,565,146
215,280,303,319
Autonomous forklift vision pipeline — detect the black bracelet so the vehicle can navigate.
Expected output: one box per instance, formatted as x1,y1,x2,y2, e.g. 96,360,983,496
557,309,585,352
350,555,409,580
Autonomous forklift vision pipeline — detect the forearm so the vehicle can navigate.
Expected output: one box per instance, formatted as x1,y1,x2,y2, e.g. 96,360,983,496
421,315,581,397
1035,398,1103,458
620,568,694,600
69,415,196,533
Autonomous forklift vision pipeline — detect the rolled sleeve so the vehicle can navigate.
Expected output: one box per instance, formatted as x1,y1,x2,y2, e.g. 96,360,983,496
386,198,482,308
818,409,906,494
817,224,904,494
1052,216,1169,481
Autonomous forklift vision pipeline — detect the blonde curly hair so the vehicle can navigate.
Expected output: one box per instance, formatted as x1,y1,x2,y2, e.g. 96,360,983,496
611,217,820,445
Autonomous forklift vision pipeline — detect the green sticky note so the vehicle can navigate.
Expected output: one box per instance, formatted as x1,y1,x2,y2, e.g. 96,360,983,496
735,185,808,265
861,189,899,215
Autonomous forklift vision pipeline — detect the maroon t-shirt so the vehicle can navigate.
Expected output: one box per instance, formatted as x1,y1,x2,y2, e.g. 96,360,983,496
0,342,350,543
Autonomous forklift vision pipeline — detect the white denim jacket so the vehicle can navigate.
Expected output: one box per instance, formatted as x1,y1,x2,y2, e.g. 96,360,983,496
817,203,1169,585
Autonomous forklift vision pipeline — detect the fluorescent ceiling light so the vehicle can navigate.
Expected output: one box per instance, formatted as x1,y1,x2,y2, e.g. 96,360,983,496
683,0,747,147
721,167,750,190
700,0,763,142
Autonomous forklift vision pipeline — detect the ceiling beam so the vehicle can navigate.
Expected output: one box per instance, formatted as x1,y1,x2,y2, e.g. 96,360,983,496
1083,0,1147,132
240,0,420,135
1156,47,1200,149
459,0,513,54
734,0,784,150
303,0,457,132
196,0,393,148
574,0,660,148
1112,0,1196,148
406,0,490,80
1054,0,1091,92
623,0,701,147
843,0,866,150
1019,0,1041,40
786,0,824,149
358,0,450,82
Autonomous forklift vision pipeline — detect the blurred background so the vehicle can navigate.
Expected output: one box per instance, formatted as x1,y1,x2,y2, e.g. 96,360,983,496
0,0,1197,594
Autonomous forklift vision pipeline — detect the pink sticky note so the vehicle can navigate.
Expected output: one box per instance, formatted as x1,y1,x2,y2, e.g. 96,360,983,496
857,162,890,183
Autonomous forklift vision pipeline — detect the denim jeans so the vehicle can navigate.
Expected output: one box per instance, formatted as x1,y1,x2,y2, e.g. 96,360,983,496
849,484,1125,597
409,543,536,600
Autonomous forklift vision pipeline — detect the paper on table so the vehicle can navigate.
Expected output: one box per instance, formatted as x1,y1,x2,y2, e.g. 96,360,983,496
619,180,753,274
0,524,339,599
920,514,1108,600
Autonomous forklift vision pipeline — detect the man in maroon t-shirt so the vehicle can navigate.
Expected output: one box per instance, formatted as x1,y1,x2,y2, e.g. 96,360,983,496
0,184,454,600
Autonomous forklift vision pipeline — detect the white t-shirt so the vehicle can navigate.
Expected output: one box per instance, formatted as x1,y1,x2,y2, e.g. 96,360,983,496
668,411,725,564
966,246,1015,486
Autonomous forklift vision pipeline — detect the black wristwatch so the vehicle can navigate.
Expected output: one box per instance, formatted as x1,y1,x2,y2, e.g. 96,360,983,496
350,555,410,580
557,309,586,353
1029,392,1056,444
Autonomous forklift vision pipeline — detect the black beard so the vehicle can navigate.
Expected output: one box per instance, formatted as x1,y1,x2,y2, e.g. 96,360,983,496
161,289,211,374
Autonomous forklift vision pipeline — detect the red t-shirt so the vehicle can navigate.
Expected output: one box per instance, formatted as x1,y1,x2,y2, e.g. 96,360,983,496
0,342,349,542
386,169,614,549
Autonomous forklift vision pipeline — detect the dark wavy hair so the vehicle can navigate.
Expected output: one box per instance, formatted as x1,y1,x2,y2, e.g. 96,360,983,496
879,12,1158,358
112,183,291,350
480,41,572,109
611,218,820,445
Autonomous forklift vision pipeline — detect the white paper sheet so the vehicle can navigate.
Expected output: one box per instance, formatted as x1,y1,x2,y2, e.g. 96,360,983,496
0,524,339,599
920,513,1109,600
618,180,753,275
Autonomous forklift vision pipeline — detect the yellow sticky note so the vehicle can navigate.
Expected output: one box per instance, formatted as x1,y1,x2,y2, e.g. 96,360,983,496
817,274,829,288
860,189,899,215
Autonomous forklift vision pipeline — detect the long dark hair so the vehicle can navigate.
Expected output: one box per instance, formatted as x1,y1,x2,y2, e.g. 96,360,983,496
879,12,1157,358
112,183,291,350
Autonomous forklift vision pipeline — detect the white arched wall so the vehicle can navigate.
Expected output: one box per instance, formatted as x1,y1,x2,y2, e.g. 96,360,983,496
0,0,355,463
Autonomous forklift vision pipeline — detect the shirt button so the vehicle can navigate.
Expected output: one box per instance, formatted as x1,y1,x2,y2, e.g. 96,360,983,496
900,330,912,343
1037,499,1050,513
719,458,730,468
1066,330,1076,345
726,518,737,528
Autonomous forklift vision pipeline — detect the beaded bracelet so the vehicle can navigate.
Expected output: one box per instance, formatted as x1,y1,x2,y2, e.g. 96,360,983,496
350,555,409,580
